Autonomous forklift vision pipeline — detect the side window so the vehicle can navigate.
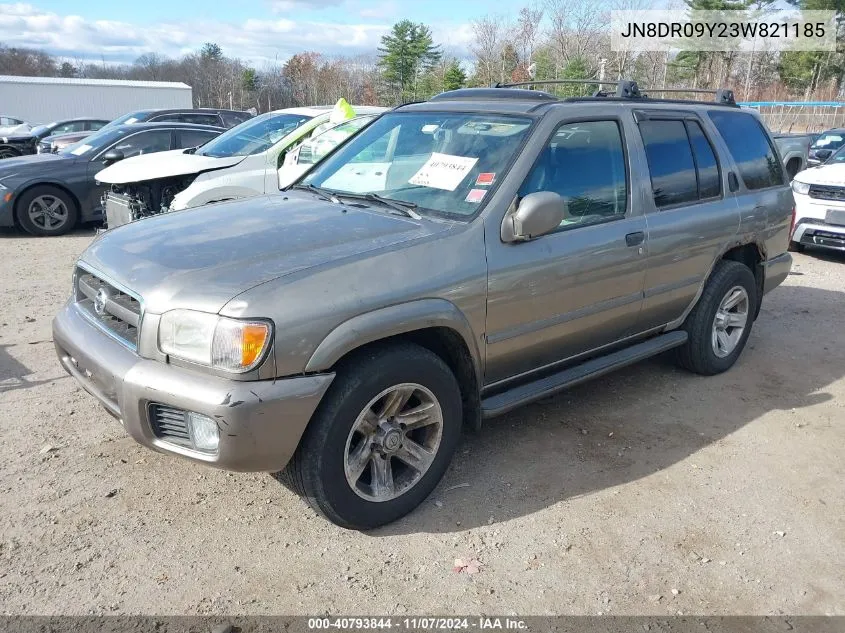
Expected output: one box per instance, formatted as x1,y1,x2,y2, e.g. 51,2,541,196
709,110,784,190
89,121,108,131
639,120,698,208
110,130,173,159
221,112,247,128
687,121,720,199
180,113,219,126
51,122,81,134
519,120,628,230
177,129,217,149
149,113,181,123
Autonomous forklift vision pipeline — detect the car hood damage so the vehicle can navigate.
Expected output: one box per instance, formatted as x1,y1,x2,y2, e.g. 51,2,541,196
81,192,453,315
96,149,245,184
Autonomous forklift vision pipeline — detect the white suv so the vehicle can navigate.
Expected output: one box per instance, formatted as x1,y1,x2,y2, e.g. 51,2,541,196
791,146,845,252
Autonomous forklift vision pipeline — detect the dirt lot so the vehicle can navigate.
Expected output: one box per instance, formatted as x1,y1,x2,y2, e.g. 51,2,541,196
1,227,843,616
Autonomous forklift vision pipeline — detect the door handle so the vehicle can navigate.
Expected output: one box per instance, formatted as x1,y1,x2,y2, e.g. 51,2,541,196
625,231,645,247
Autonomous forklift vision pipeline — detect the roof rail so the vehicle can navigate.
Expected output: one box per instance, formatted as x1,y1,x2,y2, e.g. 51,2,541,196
495,78,735,106
496,79,641,99
642,87,736,105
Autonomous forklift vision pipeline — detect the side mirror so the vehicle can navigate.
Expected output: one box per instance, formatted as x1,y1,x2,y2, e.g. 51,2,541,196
102,149,124,165
502,191,566,242
816,149,833,161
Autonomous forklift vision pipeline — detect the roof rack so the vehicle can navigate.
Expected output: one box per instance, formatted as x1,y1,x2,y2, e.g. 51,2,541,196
496,79,641,99
494,79,736,106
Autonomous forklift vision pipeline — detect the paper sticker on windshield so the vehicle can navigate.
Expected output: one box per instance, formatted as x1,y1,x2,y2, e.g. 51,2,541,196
476,172,495,186
409,153,478,191
70,144,92,156
465,188,486,203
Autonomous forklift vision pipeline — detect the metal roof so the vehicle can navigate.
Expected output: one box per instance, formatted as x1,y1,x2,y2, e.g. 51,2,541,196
0,75,191,90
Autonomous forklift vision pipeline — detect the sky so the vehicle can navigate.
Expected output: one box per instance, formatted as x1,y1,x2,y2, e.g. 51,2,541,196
0,0,506,66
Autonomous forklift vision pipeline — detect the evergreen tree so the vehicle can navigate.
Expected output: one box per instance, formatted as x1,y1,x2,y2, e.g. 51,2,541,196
443,60,467,91
378,20,442,102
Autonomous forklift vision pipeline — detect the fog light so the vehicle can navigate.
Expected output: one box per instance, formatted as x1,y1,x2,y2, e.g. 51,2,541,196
187,412,219,452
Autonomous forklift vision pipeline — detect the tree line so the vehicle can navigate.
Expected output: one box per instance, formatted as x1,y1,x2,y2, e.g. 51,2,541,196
1,0,843,114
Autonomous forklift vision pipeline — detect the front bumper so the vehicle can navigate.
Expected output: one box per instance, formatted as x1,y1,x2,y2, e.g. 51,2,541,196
793,221,845,251
53,301,334,472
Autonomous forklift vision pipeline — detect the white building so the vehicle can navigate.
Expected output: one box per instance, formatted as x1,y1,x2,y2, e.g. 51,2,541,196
0,75,193,124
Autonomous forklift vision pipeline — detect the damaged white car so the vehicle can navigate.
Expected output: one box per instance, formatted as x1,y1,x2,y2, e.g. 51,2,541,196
95,104,385,228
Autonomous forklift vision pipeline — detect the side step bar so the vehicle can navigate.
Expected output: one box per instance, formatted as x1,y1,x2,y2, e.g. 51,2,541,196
480,330,688,418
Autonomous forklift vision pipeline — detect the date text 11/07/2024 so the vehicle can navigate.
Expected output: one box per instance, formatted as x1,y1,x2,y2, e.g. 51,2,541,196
307,617,529,630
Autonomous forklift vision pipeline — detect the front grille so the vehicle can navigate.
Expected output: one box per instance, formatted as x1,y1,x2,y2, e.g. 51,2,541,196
149,404,191,446
808,184,845,201
75,267,141,350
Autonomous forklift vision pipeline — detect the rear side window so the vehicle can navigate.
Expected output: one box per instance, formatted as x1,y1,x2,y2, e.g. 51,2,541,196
687,121,720,199
639,119,722,207
639,120,698,207
709,110,784,190
178,129,218,148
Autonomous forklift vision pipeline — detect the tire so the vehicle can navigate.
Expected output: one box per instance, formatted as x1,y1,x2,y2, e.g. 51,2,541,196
277,343,462,529
0,146,20,160
675,260,757,376
16,185,78,236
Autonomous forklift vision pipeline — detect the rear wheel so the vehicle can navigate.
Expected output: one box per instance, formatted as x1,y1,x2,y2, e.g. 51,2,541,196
0,146,20,160
676,260,757,376
17,186,78,236
277,343,462,529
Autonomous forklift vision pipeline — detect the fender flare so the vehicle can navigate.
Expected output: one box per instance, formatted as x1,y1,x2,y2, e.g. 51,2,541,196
304,298,483,382
666,239,767,330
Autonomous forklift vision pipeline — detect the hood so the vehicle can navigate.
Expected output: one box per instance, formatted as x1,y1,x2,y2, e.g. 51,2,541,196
0,153,74,180
96,149,245,184
795,162,845,186
81,192,453,314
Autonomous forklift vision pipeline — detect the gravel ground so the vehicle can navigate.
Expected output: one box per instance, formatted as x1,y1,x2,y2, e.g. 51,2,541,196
1,227,843,616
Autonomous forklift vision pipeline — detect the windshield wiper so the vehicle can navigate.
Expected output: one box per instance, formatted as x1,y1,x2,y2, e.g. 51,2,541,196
336,192,422,219
290,184,340,204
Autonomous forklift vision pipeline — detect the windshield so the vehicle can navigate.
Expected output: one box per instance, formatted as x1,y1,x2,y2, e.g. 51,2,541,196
59,128,129,157
198,112,313,158
825,144,845,163
102,111,149,129
302,112,533,217
811,132,845,151
295,116,377,166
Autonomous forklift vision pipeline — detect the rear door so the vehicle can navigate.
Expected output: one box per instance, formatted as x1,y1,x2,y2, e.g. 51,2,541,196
484,113,648,384
632,109,740,331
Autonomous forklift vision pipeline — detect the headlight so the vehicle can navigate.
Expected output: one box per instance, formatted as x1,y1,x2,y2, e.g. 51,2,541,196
792,180,810,195
158,309,272,372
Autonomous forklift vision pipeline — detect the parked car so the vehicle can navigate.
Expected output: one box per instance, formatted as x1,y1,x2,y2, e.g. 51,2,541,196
37,108,253,155
277,114,380,188
790,142,845,252
94,104,386,222
0,116,29,136
0,123,224,236
771,133,813,178
0,118,110,159
52,82,792,529
807,128,845,166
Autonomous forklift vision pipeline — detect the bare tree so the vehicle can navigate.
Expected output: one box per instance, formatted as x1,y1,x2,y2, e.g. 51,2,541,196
471,15,506,86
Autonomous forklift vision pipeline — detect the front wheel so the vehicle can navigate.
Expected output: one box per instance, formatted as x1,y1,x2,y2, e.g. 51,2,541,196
17,185,78,236
676,260,757,376
276,343,463,529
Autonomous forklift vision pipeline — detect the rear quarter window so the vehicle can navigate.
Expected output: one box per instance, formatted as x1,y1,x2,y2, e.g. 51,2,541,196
709,110,784,190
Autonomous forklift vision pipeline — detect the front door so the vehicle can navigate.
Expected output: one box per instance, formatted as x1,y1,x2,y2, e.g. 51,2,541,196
484,118,648,384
